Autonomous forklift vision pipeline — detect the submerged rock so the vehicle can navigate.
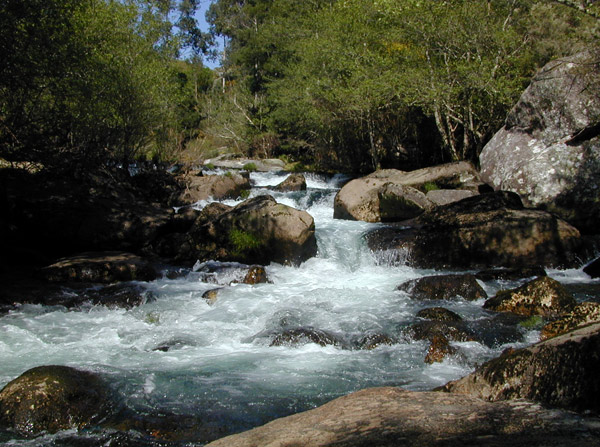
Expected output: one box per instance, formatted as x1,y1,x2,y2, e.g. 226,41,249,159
367,191,584,269
541,302,600,340
424,335,458,364
274,173,307,192
483,276,576,318
204,387,600,447
475,266,547,281
405,320,478,343
416,307,462,322
0,365,114,436
193,261,270,285
40,252,157,284
355,333,398,350
202,288,222,305
269,328,343,348
333,161,481,222
243,266,269,285
440,322,600,414
397,274,487,301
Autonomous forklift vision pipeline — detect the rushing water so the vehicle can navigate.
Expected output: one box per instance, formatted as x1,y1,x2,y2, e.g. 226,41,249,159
0,170,597,446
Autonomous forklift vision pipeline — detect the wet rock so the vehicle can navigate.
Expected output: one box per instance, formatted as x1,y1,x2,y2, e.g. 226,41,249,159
483,276,576,318
416,307,462,322
480,52,600,233
204,387,600,447
367,191,584,269
440,322,600,414
541,302,600,340
475,266,547,281
174,171,250,205
397,274,487,301
467,313,526,348
334,162,481,223
405,320,478,343
269,328,343,348
189,195,317,266
0,365,114,436
74,283,155,309
40,252,157,284
243,266,269,285
193,261,269,285
202,156,286,172
583,257,600,278
424,335,457,364
202,288,222,305
355,333,398,350
274,173,307,192
152,338,196,352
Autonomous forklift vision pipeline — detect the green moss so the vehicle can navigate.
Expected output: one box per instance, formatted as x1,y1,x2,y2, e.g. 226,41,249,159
229,229,262,256
422,181,439,193
224,171,233,178
239,189,251,199
204,163,216,170
243,162,257,172
519,315,545,329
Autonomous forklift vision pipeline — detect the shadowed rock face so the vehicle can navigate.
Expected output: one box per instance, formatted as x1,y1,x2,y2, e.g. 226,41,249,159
397,274,487,301
440,322,600,414
0,365,114,436
204,387,600,447
367,191,584,270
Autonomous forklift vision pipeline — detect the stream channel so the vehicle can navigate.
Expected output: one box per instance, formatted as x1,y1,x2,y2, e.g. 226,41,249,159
0,170,597,446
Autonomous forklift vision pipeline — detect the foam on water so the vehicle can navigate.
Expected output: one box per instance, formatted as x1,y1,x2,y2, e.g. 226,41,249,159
0,170,577,444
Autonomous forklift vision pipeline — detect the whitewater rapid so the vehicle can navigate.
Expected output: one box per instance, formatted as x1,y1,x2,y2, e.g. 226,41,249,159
0,170,592,444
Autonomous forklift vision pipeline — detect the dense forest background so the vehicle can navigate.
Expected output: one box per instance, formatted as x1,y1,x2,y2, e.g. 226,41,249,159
1,0,598,175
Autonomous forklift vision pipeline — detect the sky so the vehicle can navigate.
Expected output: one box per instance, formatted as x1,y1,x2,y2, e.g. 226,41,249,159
195,0,222,69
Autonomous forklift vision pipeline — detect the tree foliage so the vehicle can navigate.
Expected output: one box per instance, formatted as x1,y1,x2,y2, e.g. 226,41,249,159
0,0,210,172
207,0,598,172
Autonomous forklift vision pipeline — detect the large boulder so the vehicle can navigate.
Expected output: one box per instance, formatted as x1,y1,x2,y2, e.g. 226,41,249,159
204,387,600,447
480,52,600,234
175,171,250,205
366,191,584,269
0,365,114,436
188,195,317,266
334,161,482,222
40,251,157,283
483,276,576,318
440,322,600,414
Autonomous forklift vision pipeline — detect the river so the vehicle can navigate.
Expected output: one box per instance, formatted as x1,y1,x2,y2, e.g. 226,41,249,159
0,170,595,446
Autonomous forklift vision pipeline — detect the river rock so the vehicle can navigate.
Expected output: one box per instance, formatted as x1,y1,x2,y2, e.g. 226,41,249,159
475,266,547,281
416,307,462,322
333,161,482,222
405,320,477,343
269,328,343,348
0,365,113,436
189,195,317,266
440,322,600,414
366,191,584,269
479,52,600,234
397,274,487,301
355,333,398,350
40,252,157,284
204,387,600,447
483,276,576,318
274,173,307,192
541,302,600,340
425,188,476,206
202,288,222,305
193,261,270,285
243,265,269,284
424,335,458,364
175,171,250,204
583,257,600,278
